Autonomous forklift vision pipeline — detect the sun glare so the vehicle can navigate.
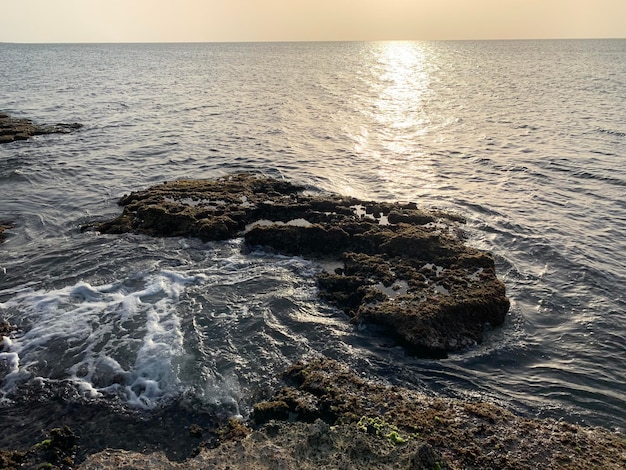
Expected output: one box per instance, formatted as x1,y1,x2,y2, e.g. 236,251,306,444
374,41,429,130
351,42,438,199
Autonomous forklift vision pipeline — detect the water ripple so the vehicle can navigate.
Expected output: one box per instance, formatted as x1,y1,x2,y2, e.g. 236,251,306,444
1,40,625,444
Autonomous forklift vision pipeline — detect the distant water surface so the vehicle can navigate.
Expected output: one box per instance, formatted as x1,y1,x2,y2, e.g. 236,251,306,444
0,39,625,457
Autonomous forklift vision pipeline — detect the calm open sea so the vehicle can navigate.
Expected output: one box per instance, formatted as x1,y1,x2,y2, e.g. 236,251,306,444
1,39,625,457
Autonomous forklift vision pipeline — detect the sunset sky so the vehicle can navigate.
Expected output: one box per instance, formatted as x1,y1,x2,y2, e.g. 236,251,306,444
2,0,625,43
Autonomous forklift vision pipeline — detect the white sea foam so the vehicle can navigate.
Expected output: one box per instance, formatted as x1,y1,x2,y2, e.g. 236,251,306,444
0,352,19,375
0,269,206,409
201,372,245,418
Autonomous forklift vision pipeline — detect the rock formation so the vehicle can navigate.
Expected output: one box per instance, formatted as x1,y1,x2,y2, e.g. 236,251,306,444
77,359,626,470
0,112,82,144
6,172,626,469
90,172,510,357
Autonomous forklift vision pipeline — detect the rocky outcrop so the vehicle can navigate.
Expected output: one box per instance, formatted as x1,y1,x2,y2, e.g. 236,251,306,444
0,112,82,144
8,173,624,469
80,420,450,470
78,359,626,470
89,173,509,357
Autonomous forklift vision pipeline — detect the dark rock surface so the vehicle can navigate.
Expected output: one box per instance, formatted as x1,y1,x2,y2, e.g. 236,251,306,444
78,359,626,470
0,112,82,144
0,426,77,470
90,173,509,357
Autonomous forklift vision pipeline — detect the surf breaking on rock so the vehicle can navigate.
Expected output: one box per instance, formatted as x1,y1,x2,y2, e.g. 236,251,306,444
87,172,510,358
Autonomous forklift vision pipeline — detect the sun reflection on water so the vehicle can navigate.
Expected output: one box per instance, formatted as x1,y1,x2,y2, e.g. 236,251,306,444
374,41,429,129
351,41,439,200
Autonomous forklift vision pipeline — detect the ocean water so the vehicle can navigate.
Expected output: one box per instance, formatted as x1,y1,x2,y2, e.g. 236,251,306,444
1,40,625,457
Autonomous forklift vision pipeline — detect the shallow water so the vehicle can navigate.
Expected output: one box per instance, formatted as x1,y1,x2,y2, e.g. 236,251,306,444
1,40,625,455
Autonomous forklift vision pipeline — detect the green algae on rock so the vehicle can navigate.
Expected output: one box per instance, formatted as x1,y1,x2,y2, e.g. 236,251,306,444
251,358,626,470
89,173,509,357
0,426,78,470
0,112,82,144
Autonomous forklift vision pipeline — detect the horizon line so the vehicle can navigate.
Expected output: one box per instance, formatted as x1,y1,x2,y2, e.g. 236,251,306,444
1,36,625,46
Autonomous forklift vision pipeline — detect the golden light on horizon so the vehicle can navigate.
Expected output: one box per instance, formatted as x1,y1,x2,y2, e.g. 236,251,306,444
1,1,625,43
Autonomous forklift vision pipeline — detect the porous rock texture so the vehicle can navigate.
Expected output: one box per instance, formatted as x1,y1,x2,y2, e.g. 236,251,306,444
91,172,510,357
77,359,626,470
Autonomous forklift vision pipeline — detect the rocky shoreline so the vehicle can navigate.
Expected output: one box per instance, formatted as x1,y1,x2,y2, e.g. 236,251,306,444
2,172,625,468
3,358,624,469
76,358,625,470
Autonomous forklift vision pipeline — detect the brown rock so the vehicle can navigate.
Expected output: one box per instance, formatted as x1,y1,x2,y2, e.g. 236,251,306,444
88,173,509,357
0,112,82,144
78,359,626,470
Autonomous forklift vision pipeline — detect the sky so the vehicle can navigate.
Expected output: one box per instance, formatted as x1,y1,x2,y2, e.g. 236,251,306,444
2,0,625,43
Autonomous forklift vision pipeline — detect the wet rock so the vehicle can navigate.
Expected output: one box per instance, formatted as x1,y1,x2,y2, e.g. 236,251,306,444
250,358,626,470
188,424,203,438
217,418,251,442
0,318,17,354
253,386,321,424
251,399,291,423
78,358,626,470
89,173,509,357
0,222,15,243
0,426,78,470
0,449,25,470
80,418,452,470
0,112,82,144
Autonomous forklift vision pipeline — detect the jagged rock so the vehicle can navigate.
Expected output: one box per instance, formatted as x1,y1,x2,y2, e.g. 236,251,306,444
247,358,626,470
78,359,626,470
79,421,451,470
0,112,82,144
88,173,510,357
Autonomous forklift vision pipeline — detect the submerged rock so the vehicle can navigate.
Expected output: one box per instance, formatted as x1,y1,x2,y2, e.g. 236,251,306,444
0,112,82,144
0,318,17,354
0,222,14,243
89,173,509,357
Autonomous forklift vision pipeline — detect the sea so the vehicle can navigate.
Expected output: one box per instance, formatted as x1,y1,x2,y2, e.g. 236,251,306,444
1,39,625,459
